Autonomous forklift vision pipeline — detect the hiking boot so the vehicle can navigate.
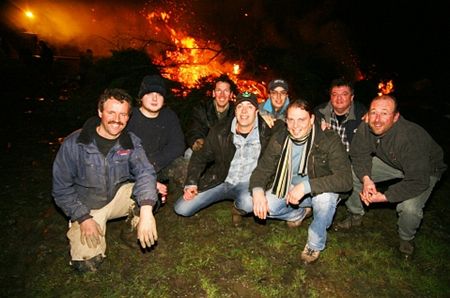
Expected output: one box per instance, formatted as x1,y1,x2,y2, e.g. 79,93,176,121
70,254,103,273
287,207,312,228
120,205,140,248
300,244,320,264
399,239,415,260
120,222,139,248
231,206,245,227
334,213,363,231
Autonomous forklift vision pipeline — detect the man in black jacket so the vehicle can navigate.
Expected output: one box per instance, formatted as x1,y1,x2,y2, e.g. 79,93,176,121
335,95,447,259
184,74,236,158
174,92,275,222
127,74,186,201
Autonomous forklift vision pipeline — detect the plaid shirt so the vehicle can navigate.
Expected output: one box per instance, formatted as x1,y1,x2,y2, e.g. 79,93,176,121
225,118,261,185
329,111,350,152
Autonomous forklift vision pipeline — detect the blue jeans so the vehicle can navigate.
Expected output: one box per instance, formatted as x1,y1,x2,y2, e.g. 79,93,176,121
299,192,338,251
238,190,338,251
346,157,439,240
174,182,250,217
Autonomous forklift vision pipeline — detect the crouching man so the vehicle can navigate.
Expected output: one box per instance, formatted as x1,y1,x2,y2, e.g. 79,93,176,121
335,95,447,259
52,89,159,273
174,92,274,223
240,99,352,264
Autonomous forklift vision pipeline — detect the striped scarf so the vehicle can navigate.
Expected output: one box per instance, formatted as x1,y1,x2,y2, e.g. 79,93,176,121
272,125,315,198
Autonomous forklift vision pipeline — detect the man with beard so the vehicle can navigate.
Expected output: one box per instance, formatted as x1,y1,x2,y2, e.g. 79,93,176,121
52,89,159,273
244,99,352,264
184,74,236,158
335,95,446,259
174,92,275,224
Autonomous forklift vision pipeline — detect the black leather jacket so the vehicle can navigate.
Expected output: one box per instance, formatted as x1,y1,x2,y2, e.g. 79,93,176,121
185,100,234,147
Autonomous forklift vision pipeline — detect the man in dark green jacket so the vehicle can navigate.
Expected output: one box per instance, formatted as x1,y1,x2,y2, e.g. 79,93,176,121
246,99,352,264
336,94,447,259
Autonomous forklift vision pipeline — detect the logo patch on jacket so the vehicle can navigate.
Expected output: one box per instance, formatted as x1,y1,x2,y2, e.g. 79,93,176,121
117,149,131,156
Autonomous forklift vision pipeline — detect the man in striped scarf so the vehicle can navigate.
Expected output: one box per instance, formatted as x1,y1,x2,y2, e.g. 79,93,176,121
244,99,352,264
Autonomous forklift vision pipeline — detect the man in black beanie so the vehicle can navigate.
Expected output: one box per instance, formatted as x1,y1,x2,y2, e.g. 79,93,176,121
127,74,186,202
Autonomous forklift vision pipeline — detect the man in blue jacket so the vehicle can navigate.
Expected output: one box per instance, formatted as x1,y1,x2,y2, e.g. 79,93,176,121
259,78,290,127
52,89,159,273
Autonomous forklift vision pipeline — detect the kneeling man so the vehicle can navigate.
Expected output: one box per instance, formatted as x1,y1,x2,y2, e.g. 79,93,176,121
242,99,352,264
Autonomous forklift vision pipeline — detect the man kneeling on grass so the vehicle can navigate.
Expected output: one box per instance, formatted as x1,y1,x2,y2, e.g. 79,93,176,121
52,89,159,273
241,99,352,264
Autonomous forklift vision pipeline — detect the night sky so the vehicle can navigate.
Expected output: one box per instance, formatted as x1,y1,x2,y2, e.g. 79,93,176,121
2,0,449,96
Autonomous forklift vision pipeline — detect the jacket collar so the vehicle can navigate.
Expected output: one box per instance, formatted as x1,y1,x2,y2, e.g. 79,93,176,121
262,97,290,115
319,101,357,121
77,116,134,149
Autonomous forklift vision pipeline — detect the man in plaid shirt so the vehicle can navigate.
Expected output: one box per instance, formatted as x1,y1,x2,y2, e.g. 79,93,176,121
315,78,367,153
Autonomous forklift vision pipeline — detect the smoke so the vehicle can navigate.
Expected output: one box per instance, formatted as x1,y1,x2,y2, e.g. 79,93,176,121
3,0,362,81
4,0,151,55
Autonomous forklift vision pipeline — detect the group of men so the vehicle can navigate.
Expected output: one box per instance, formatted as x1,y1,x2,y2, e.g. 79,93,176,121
52,74,446,273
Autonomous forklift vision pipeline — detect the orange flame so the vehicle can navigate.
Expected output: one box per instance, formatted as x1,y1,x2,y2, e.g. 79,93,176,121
145,11,266,100
377,80,394,96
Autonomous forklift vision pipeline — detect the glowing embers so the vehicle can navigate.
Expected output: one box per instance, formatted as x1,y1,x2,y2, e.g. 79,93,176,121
144,11,265,100
378,80,394,96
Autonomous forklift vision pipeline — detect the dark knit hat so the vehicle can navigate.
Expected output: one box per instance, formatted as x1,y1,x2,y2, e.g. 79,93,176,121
235,91,258,108
268,78,289,91
138,75,167,98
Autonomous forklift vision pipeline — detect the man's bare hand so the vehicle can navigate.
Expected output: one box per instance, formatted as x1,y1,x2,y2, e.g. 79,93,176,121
183,186,198,201
320,119,331,131
260,114,275,128
361,176,377,199
361,191,388,206
252,191,269,220
286,183,305,205
157,182,168,203
192,138,205,151
137,205,158,249
80,218,104,248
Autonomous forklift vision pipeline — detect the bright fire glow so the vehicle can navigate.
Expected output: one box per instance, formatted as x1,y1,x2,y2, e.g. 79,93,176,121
146,11,267,100
378,80,394,96
233,64,240,75
25,10,34,19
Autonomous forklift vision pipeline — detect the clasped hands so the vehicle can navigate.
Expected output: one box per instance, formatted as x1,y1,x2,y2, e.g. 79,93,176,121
360,176,388,206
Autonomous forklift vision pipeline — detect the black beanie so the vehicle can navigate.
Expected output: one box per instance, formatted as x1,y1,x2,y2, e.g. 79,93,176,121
138,75,167,98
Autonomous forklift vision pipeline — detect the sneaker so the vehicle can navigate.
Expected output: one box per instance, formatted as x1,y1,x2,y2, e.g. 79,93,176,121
399,239,415,260
301,244,320,264
287,207,312,228
70,254,103,273
231,206,244,227
334,213,363,231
